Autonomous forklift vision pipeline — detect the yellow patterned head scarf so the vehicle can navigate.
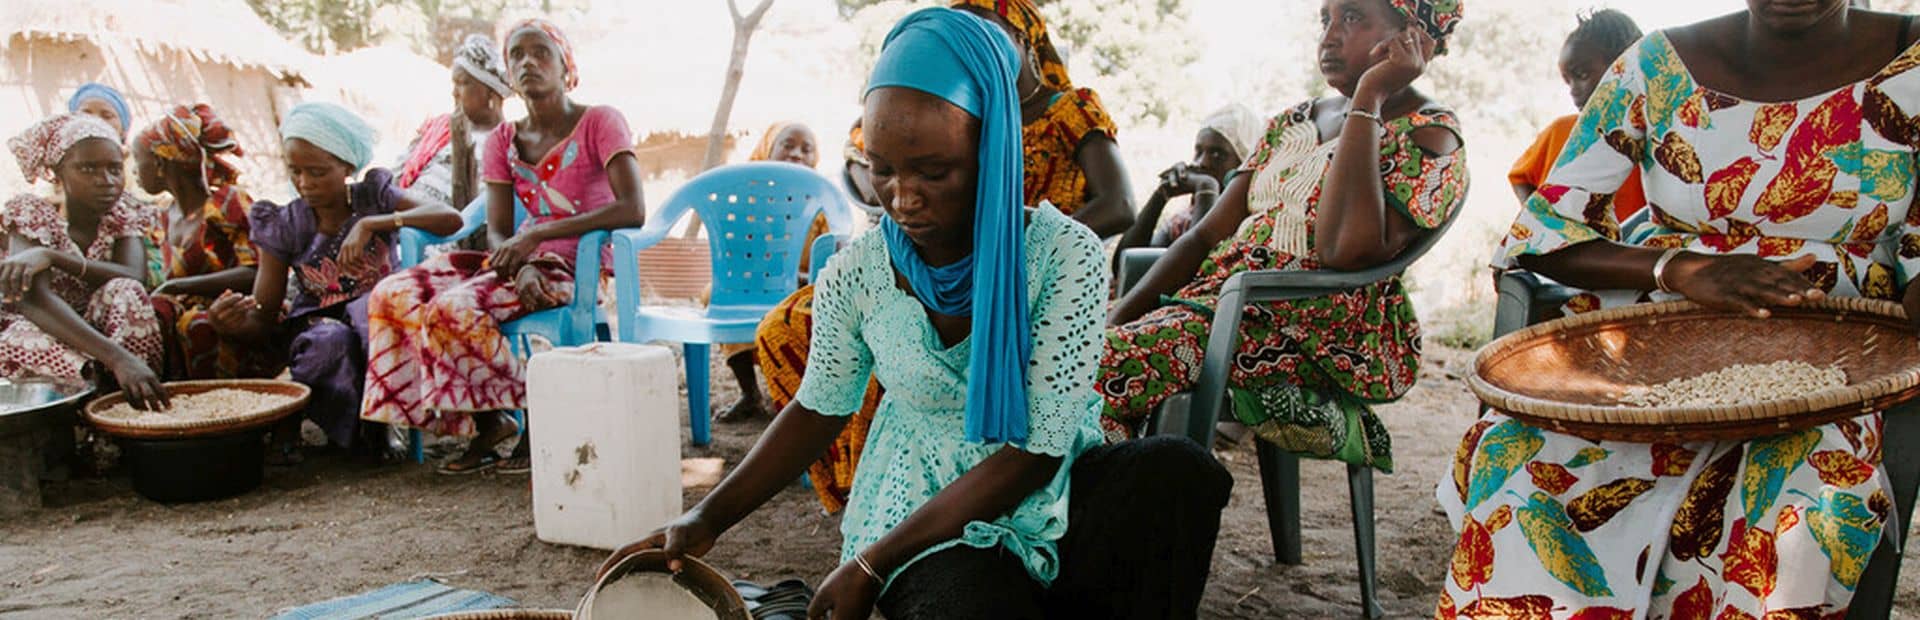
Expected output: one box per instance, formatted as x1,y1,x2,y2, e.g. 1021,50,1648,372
950,0,1071,90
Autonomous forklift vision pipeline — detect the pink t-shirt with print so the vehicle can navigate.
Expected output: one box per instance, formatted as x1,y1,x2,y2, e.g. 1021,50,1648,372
483,105,634,261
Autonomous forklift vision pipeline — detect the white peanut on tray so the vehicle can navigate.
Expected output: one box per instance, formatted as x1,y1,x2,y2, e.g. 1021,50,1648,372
96,389,299,424
1618,361,1848,407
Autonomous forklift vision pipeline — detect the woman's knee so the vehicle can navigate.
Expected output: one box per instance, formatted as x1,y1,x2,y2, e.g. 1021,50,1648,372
97,277,147,298
1101,436,1233,506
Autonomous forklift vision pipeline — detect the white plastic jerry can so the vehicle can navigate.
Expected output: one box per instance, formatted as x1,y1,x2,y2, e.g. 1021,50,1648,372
529,342,682,550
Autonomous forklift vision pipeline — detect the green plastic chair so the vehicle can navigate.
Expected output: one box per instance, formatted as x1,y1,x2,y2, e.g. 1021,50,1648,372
1114,205,1460,620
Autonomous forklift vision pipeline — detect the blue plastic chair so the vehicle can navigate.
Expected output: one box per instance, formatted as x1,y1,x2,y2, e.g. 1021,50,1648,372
394,195,612,463
609,161,852,447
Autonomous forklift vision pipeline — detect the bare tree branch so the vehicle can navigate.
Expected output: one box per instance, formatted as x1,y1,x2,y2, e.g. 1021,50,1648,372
686,0,778,237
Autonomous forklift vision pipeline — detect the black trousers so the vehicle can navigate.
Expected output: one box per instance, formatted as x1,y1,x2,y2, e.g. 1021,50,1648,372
876,436,1233,619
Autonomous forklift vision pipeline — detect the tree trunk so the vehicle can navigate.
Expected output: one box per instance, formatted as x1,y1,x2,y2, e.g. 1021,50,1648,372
684,0,775,237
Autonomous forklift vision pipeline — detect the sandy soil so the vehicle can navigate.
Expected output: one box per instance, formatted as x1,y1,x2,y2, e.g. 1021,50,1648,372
4,344,1918,619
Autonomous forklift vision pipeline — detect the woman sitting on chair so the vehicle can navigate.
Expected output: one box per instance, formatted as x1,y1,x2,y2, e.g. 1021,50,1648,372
359,19,646,475
1441,2,1920,616
1099,0,1466,470
602,9,1229,618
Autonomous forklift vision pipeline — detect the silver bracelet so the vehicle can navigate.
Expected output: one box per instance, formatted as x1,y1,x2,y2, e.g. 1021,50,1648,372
1652,247,1684,293
1344,109,1384,127
853,553,882,583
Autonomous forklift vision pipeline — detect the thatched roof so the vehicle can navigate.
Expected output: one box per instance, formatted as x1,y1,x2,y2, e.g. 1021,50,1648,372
0,0,309,80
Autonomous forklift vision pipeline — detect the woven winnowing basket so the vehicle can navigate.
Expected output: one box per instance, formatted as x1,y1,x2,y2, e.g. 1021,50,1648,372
421,611,572,620
1469,298,1920,442
84,379,309,440
576,551,749,620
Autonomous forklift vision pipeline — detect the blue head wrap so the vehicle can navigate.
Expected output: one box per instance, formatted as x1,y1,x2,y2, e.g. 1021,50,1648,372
67,82,130,135
867,7,1030,445
280,102,377,172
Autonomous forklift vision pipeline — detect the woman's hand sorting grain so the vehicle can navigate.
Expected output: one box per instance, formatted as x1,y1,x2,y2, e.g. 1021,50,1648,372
1661,252,1824,318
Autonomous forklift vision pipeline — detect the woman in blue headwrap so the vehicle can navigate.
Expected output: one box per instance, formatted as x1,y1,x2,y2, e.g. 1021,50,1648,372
599,8,1228,619
206,102,462,464
68,82,131,140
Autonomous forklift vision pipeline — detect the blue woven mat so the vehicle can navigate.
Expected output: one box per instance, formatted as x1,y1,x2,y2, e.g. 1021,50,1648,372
270,579,519,620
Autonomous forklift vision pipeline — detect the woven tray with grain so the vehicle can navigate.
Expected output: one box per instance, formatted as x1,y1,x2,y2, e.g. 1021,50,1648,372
421,611,572,620
84,379,309,440
1469,298,1920,442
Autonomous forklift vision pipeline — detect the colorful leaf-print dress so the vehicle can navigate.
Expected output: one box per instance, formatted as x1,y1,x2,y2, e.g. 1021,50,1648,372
1097,101,1468,471
1440,32,1915,618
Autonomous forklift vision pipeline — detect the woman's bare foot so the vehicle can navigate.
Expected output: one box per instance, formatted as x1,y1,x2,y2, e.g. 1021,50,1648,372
715,396,768,423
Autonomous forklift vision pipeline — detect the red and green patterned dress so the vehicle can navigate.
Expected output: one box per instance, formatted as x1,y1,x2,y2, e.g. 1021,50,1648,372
149,185,284,380
1439,32,1920,619
1097,101,1468,472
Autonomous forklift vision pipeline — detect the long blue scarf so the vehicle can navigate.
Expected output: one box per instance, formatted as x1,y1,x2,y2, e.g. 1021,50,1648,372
869,8,1030,445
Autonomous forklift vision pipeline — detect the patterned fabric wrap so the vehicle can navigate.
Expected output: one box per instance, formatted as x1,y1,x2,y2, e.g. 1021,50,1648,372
281,102,377,172
1098,102,1468,472
1021,88,1118,214
1203,103,1264,163
360,251,571,437
8,113,121,183
755,284,884,513
453,33,513,97
150,185,274,380
137,103,244,191
950,0,1071,90
1388,0,1464,54
0,193,160,379
504,19,579,90
396,114,454,189
67,82,130,135
1444,32,1920,618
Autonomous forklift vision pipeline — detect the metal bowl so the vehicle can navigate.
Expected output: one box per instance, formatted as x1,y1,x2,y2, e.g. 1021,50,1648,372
0,377,93,435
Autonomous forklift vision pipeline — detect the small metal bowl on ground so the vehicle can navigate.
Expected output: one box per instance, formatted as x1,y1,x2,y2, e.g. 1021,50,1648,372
84,379,308,503
0,377,93,515
576,551,749,620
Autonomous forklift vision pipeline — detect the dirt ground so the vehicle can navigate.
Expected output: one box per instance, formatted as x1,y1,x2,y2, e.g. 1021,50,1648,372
4,344,1919,619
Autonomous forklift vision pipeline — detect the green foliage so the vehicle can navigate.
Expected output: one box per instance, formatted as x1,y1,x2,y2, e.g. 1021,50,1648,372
842,0,1198,125
245,0,586,57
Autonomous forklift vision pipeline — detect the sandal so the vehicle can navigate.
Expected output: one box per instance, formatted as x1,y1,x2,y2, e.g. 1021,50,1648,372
715,398,767,424
735,579,813,620
437,452,500,475
497,454,532,475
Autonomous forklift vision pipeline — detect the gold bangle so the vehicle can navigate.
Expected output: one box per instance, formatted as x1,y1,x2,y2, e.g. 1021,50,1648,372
1344,109,1384,127
1652,248,1684,293
77,257,88,281
393,210,405,229
853,553,883,584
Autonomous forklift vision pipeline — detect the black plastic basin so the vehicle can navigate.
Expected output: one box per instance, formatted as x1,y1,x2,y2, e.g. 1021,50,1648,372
119,429,265,503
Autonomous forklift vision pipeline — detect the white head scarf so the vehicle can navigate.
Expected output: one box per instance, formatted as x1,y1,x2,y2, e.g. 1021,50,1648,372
1202,103,1263,163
